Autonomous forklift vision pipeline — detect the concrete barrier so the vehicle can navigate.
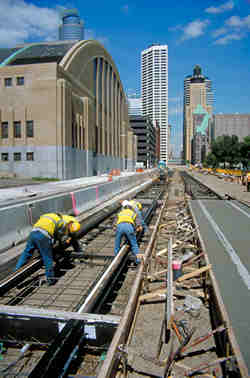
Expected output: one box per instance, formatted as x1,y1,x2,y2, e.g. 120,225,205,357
0,170,158,252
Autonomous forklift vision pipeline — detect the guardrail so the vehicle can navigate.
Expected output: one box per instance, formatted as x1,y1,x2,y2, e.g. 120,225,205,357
0,170,158,252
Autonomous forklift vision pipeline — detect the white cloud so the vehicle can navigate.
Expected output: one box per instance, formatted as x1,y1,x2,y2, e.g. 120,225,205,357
205,1,234,14
181,19,210,41
0,0,60,46
214,32,244,44
211,15,250,45
226,15,250,28
212,27,228,37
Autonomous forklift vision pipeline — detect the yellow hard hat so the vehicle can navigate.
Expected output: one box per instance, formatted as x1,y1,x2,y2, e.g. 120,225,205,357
69,222,80,233
136,201,142,211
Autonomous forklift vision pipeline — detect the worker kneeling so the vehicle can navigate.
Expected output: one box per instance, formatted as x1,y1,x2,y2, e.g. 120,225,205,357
15,213,82,286
114,201,142,265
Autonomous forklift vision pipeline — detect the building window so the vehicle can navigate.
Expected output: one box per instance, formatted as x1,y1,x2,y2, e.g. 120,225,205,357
1,122,8,138
26,120,34,137
4,78,12,87
16,76,24,86
26,152,34,161
14,121,21,138
14,152,21,161
1,153,8,161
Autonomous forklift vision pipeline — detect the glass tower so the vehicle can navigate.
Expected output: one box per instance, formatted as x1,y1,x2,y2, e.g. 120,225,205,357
59,9,84,41
183,65,213,162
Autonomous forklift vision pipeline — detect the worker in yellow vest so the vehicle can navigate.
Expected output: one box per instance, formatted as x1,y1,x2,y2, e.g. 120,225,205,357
15,213,81,285
247,172,250,192
60,214,83,251
129,199,148,233
114,200,142,265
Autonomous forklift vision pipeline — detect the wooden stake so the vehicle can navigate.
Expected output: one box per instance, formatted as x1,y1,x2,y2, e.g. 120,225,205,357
139,288,167,302
176,264,211,282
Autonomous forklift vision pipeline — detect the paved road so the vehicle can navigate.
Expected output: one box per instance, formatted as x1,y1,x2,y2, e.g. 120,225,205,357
190,198,250,375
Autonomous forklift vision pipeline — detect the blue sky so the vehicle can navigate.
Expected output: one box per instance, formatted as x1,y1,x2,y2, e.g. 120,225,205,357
0,0,250,156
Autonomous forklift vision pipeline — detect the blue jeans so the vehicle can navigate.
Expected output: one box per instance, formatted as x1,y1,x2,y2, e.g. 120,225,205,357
15,230,54,281
114,223,139,262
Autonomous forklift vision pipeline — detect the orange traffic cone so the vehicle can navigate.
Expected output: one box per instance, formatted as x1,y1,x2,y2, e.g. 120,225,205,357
108,172,113,182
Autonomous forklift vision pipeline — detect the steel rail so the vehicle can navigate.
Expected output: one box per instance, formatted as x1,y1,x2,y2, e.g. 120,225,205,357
28,190,163,377
224,193,250,209
181,171,224,200
0,204,119,295
188,200,249,377
181,171,248,376
98,194,168,377
0,176,157,294
0,175,157,255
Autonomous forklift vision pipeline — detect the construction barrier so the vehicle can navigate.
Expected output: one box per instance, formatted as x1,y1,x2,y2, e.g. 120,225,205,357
0,170,158,252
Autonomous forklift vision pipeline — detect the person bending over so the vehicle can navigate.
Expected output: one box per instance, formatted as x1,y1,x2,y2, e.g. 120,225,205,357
15,213,81,285
114,201,142,265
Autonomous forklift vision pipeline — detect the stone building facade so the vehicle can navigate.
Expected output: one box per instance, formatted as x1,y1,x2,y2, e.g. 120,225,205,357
210,114,250,142
0,40,134,179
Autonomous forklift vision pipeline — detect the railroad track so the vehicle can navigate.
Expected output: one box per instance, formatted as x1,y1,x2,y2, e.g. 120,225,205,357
181,170,250,212
180,171,224,200
0,180,166,377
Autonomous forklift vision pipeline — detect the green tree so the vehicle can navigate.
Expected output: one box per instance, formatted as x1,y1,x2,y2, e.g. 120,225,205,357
205,152,218,168
210,135,241,168
227,135,240,168
239,136,250,169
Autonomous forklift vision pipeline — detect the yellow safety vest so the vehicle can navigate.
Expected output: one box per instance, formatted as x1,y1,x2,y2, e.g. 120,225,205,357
62,215,77,225
33,213,66,237
62,215,80,234
117,208,137,226
129,200,137,208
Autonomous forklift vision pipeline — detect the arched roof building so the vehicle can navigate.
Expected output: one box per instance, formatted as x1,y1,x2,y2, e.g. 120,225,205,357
0,40,134,179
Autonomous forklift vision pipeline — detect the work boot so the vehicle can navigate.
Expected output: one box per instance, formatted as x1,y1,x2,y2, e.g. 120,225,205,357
128,255,140,268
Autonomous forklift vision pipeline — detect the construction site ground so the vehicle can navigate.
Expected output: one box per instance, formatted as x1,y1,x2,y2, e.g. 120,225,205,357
1,168,248,377
122,168,249,378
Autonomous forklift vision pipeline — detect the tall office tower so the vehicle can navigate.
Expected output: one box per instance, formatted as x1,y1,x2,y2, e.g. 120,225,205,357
183,65,213,163
59,9,84,41
141,44,168,163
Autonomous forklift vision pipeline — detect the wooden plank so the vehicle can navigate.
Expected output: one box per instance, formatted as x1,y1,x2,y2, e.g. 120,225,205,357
156,247,167,256
176,264,211,282
167,238,174,329
139,288,167,302
147,268,167,280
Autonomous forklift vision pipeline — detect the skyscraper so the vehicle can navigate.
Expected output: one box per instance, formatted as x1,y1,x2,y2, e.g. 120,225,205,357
141,44,168,163
183,65,213,163
59,9,84,41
